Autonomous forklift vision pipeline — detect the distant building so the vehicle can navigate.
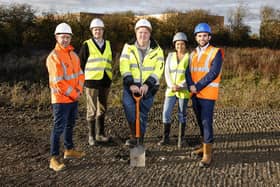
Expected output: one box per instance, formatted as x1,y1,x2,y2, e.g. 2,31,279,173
74,12,105,22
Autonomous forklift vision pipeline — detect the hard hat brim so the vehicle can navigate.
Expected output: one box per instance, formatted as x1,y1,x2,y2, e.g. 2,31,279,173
55,33,73,35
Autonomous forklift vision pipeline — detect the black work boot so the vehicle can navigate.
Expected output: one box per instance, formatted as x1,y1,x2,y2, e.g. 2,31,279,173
95,116,110,142
88,120,96,146
139,132,145,145
125,123,136,147
157,123,171,146
178,122,186,147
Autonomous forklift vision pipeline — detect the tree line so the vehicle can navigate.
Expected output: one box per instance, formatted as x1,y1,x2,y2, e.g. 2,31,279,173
0,3,279,56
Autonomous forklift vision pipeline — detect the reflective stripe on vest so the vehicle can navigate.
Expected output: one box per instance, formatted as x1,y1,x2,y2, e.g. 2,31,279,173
84,39,112,80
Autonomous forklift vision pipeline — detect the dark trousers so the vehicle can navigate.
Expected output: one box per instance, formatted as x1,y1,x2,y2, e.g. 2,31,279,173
122,87,154,134
50,102,77,156
192,96,215,143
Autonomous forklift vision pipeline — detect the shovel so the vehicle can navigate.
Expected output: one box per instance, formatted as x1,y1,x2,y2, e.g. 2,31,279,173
130,93,145,167
178,122,182,148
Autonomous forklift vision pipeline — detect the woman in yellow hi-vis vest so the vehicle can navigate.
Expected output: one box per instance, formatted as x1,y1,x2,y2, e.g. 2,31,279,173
79,18,112,146
158,32,190,147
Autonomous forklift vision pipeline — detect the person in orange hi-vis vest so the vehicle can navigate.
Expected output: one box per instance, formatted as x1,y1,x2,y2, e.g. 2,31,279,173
186,23,224,167
46,22,85,172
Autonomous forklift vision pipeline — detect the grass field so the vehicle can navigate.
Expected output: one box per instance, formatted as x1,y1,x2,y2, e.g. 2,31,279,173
0,47,279,110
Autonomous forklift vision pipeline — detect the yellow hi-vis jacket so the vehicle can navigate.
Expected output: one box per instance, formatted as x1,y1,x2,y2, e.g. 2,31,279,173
190,45,223,100
84,39,112,80
119,40,164,86
165,52,190,99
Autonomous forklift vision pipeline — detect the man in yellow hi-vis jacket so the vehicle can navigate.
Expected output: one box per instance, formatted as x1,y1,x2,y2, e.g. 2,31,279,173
120,19,164,146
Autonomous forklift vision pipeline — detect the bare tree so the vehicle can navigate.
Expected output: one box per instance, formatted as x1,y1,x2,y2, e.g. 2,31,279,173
228,4,251,45
260,6,280,48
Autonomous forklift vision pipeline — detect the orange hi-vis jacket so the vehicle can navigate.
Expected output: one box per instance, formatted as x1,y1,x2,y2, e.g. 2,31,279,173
46,43,85,104
190,45,223,100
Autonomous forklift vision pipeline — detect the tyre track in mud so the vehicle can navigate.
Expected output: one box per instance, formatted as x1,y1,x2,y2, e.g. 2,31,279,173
0,106,279,186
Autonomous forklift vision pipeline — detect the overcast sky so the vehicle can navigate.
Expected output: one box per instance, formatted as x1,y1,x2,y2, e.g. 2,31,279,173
1,0,279,34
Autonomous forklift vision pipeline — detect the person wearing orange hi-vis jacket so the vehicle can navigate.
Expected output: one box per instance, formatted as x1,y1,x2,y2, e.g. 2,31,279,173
46,23,85,172
186,23,224,167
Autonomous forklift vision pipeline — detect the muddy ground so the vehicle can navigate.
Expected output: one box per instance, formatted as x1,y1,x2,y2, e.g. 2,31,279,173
0,105,279,186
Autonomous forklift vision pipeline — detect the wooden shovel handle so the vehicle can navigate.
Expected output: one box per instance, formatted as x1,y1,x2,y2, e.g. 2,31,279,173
133,94,142,138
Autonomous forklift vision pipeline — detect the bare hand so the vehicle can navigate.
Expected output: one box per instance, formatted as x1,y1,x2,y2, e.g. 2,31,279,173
130,85,140,94
172,85,180,92
190,85,197,94
140,84,149,96
76,89,82,100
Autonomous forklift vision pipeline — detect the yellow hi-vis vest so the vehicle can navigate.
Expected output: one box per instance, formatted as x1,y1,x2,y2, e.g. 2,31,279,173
165,52,190,99
84,39,112,80
120,43,164,85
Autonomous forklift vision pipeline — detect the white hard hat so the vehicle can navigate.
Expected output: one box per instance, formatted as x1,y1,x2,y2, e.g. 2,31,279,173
54,22,72,35
90,18,104,29
173,32,188,43
135,19,152,31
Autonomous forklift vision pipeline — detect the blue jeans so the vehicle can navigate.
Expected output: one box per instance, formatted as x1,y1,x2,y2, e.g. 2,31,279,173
162,96,188,124
50,102,78,156
192,96,215,143
122,88,154,134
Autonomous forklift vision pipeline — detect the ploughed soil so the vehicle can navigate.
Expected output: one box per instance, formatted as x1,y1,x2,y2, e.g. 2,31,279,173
0,105,279,186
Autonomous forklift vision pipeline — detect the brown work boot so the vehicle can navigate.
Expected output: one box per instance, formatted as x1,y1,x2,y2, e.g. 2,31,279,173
64,149,85,159
191,136,204,157
49,156,65,171
199,143,213,167
191,146,203,158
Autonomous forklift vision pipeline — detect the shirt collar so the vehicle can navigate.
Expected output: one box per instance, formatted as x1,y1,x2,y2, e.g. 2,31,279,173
94,38,104,47
196,43,209,53
135,40,150,51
